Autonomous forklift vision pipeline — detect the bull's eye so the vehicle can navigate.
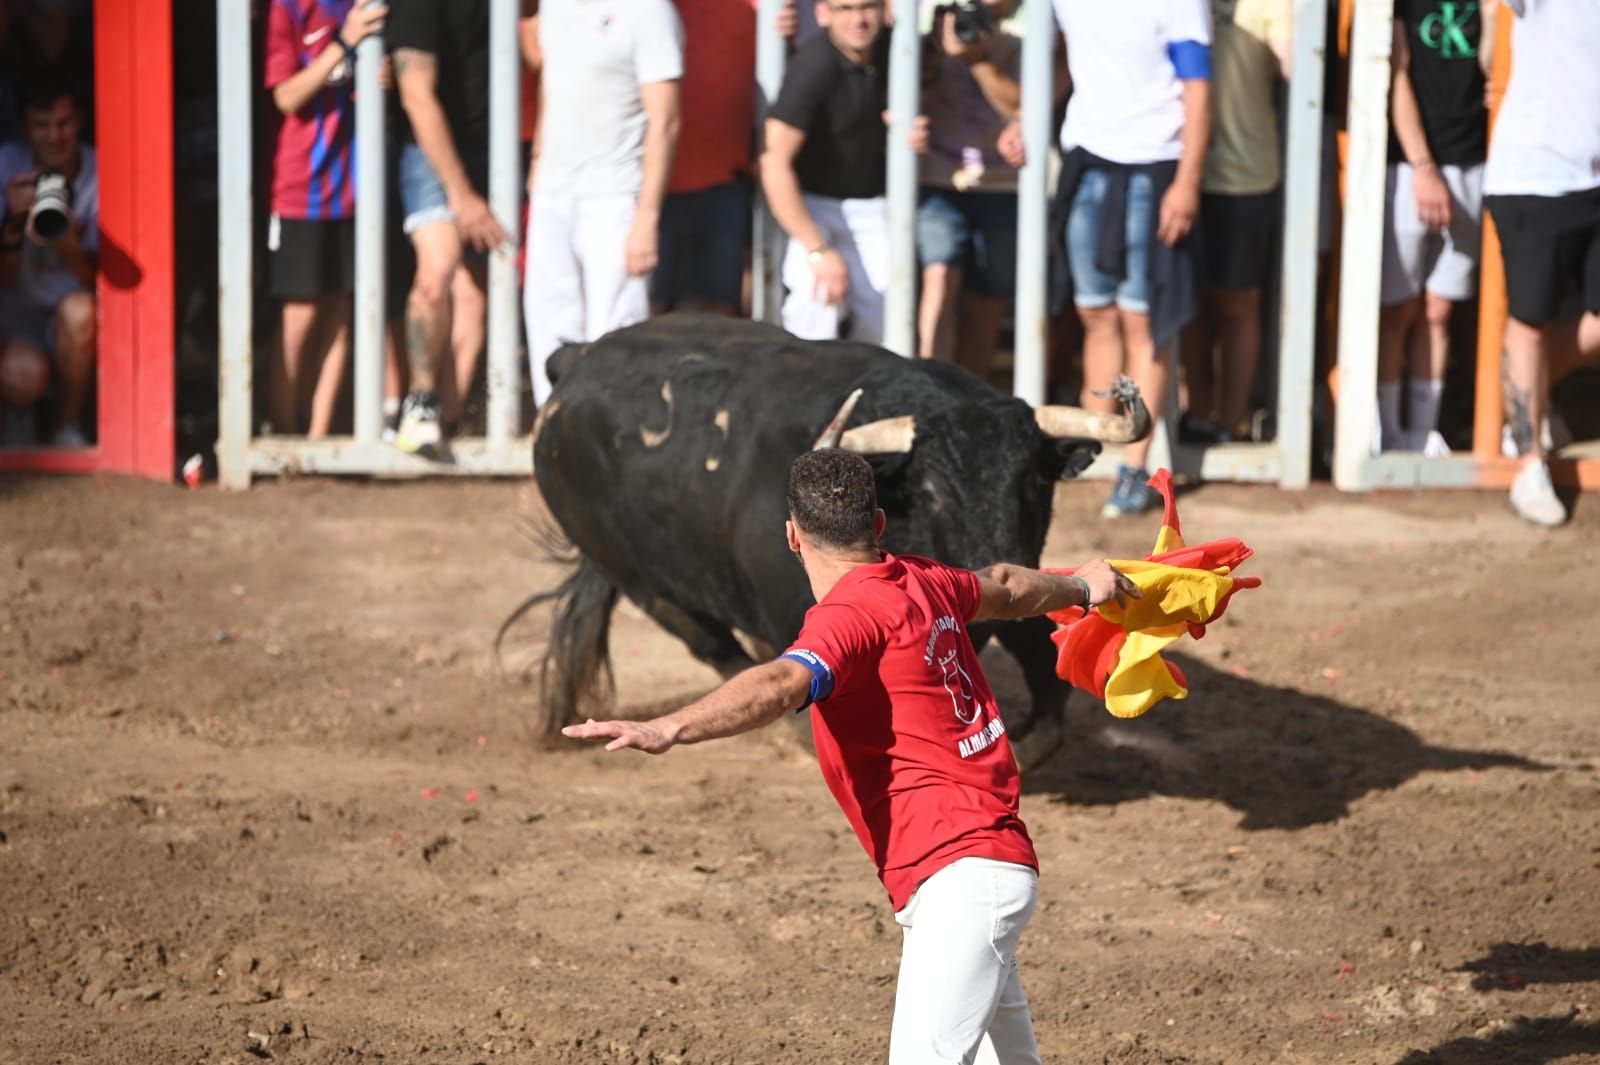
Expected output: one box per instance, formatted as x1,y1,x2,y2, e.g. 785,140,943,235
918,478,946,513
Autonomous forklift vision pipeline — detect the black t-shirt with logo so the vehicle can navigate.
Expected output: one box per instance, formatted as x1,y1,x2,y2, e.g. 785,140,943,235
1388,0,1486,167
769,32,890,200
388,0,490,160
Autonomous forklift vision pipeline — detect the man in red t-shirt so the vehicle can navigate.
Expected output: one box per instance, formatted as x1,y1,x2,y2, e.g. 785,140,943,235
565,449,1136,1063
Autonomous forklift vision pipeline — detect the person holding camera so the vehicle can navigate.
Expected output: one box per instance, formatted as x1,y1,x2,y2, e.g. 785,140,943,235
916,0,1020,373
0,68,96,449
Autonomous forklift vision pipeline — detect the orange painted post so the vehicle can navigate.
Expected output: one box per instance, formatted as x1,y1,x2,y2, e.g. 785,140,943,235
1472,1,1513,463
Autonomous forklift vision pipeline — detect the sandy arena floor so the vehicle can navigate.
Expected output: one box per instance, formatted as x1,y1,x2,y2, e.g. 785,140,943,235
1,472,1597,1064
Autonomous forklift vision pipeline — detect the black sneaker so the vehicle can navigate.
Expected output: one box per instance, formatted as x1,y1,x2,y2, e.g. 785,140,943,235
393,390,442,457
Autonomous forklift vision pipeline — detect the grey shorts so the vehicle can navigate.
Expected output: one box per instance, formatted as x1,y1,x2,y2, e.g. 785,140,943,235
1380,161,1483,305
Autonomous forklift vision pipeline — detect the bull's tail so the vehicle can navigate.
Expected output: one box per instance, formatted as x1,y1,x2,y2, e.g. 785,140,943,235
496,559,620,737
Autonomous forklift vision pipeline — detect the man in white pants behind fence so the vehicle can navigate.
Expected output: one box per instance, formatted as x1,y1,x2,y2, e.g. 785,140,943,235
760,0,892,343
565,449,1139,1063
525,0,683,406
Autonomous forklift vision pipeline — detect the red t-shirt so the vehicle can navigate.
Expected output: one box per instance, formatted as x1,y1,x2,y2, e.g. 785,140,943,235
667,0,756,194
782,553,1037,911
265,0,358,220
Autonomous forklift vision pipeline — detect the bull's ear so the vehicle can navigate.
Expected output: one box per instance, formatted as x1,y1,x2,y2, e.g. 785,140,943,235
1048,439,1101,480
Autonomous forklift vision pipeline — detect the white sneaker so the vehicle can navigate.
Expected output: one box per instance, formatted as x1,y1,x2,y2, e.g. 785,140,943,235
1420,430,1451,458
1509,459,1566,527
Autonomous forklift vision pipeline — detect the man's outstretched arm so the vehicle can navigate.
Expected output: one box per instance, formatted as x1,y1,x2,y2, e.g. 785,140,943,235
562,658,813,754
972,559,1138,622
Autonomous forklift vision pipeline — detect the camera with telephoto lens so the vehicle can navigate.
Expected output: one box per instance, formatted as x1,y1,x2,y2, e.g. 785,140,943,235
947,0,995,44
29,172,73,243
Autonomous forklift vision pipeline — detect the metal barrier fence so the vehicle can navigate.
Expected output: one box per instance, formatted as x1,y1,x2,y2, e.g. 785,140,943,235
217,0,1332,489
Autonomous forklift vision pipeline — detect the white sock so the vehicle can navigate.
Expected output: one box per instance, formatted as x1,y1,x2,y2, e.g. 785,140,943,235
1407,378,1444,441
383,396,402,417
1377,382,1403,451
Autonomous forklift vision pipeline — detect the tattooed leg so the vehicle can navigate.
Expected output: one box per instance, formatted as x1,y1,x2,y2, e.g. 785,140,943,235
405,222,462,394
1502,317,1546,460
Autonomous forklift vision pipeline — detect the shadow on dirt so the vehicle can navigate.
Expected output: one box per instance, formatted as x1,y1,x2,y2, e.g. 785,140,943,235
1455,943,1600,992
1393,1013,1600,1064
1025,652,1559,830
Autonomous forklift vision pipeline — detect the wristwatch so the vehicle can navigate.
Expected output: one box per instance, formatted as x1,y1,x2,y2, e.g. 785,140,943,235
807,243,833,264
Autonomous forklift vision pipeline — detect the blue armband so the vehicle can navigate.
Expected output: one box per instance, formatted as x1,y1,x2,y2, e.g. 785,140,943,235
1167,40,1211,80
781,649,835,709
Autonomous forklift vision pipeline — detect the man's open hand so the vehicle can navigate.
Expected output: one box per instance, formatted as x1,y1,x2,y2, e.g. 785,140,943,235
562,717,676,754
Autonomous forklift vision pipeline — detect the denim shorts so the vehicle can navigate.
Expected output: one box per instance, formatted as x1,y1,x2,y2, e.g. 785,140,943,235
1066,166,1156,313
915,186,1019,298
397,141,490,236
651,177,752,311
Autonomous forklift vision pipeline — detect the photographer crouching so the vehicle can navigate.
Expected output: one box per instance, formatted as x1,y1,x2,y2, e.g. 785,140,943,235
0,69,98,449
916,0,1021,374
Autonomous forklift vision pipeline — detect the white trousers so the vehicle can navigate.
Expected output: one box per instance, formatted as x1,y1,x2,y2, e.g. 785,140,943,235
782,193,889,344
524,191,651,405
889,858,1042,1065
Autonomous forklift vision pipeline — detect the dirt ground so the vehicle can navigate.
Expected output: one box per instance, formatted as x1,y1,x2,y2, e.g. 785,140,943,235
1,470,1597,1065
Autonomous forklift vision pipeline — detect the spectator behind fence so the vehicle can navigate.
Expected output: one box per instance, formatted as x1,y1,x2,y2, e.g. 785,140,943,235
651,0,755,318
525,0,683,406
762,0,892,343
1051,0,1211,518
1181,0,1289,446
263,0,388,440
390,0,507,458
1373,0,1486,459
1484,0,1600,527
0,68,96,449
915,0,1020,377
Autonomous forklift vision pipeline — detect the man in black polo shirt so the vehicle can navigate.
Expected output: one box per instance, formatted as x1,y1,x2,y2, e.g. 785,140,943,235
760,0,890,342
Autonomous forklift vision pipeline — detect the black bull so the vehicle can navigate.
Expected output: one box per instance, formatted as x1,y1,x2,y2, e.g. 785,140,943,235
510,314,1148,768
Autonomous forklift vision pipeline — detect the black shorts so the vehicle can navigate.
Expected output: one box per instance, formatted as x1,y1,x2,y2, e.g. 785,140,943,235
1485,185,1600,326
1201,189,1279,291
269,216,355,300
651,177,752,311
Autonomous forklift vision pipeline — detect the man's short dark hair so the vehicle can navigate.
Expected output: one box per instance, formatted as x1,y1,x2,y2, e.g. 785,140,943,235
16,68,78,118
788,449,878,550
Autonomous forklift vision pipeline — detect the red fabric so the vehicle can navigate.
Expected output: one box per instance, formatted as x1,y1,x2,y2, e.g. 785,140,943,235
667,0,757,193
265,0,357,220
784,554,1037,910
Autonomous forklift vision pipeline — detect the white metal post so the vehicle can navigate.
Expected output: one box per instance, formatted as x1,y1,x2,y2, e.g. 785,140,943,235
1333,0,1394,489
883,3,920,356
216,0,253,490
353,9,387,446
1276,0,1328,490
1011,0,1055,405
753,0,788,324
487,0,523,443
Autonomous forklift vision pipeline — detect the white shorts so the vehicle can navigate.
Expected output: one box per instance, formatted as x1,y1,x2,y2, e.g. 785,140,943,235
524,191,651,405
781,193,889,344
1380,161,1484,306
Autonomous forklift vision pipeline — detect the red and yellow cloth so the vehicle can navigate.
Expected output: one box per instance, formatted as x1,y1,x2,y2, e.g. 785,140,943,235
1047,470,1260,719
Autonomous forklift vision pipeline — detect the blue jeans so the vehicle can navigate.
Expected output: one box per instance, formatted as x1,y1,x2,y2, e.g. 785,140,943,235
915,186,1019,298
397,141,489,236
1066,166,1156,313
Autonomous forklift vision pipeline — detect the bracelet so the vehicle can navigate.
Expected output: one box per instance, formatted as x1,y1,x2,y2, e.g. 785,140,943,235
1068,574,1093,610
806,243,833,263
337,35,359,61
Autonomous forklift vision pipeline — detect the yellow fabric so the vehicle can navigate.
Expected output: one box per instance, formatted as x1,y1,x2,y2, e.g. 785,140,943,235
1204,0,1292,195
1094,559,1240,719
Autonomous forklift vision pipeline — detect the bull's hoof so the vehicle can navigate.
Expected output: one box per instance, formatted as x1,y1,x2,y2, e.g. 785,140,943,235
1008,711,1067,774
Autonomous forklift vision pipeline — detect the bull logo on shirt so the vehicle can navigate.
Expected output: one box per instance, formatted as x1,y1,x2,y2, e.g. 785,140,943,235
936,647,979,725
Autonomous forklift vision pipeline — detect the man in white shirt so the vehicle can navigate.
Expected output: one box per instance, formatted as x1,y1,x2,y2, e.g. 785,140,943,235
0,68,98,449
525,0,684,407
1482,0,1600,527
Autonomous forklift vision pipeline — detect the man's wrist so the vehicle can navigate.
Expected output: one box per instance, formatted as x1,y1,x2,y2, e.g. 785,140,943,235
806,241,833,262
1410,157,1438,172
1067,574,1093,608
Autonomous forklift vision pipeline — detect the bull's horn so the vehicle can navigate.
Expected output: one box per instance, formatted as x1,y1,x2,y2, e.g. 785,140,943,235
811,389,864,450
840,416,916,454
1034,375,1150,444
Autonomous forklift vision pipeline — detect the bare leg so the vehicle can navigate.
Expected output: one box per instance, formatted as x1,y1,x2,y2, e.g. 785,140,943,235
385,316,409,406
1414,290,1452,381
0,343,50,409
1502,317,1545,460
955,291,1003,383
405,221,463,395
446,258,488,425
917,262,962,361
1547,311,1600,383
306,294,352,439
1377,298,1417,385
1077,304,1123,414
50,291,96,434
1118,307,1164,471
1179,305,1214,423
1214,286,1263,435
